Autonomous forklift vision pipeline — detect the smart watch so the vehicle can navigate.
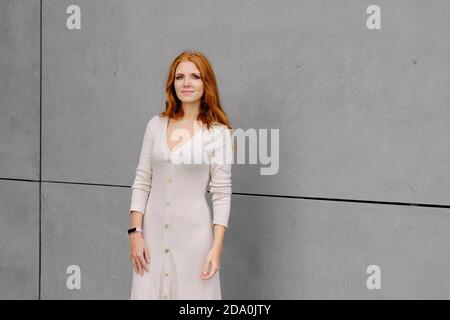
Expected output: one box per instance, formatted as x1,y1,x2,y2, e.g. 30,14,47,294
128,227,143,235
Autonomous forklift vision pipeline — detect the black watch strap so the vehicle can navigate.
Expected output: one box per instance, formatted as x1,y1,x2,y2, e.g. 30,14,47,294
128,227,143,235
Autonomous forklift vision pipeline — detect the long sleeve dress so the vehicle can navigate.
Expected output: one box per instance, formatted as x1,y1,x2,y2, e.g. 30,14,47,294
128,114,233,300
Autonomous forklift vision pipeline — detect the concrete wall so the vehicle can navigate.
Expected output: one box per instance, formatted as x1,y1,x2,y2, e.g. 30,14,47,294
0,0,449,299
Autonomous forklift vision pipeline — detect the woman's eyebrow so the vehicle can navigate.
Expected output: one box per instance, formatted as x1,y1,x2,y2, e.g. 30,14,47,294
175,72,200,75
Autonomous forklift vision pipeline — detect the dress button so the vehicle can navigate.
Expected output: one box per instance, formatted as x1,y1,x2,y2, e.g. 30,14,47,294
165,224,170,229
166,158,171,164
166,176,172,183
165,272,170,277
164,248,170,253
165,201,171,206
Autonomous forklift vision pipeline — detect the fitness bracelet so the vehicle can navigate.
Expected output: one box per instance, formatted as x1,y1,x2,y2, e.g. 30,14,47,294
128,227,143,236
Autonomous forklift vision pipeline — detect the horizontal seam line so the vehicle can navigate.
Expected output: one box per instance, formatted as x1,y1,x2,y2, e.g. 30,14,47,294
1,178,449,209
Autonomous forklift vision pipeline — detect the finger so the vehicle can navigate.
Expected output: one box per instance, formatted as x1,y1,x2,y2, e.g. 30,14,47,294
134,257,143,275
213,265,220,275
208,263,221,278
203,271,214,280
201,260,211,277
143,246,151,264
138,255,149,273
205,266,218,279
202,265,216,279
131,258,138,274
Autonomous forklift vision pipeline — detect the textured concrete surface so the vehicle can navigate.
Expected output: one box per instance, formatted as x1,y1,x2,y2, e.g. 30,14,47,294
0,0,40,180
40,182,130,299
222,195,450,299
1,0,449,299
0,180,39,299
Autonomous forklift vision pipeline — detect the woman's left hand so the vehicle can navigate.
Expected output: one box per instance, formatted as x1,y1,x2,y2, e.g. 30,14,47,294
200,247,221,280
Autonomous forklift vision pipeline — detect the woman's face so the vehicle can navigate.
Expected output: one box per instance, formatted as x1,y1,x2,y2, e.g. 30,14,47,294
174,61,204,104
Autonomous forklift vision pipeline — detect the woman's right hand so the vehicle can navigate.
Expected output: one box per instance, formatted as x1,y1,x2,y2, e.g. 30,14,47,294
129,232,150,276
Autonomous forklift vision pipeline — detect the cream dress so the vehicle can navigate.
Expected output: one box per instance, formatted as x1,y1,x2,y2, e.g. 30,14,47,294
129,114,233,300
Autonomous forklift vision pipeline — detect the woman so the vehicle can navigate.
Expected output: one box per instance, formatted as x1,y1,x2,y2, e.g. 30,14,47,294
128,51,234,300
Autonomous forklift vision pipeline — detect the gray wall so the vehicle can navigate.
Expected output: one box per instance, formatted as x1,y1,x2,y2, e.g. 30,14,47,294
0,0,449,299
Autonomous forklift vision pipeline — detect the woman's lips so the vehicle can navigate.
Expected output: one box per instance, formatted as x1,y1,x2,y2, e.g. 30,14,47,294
182,91,193,94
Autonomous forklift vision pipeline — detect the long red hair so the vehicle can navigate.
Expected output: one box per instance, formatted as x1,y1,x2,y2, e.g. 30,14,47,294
160,51,233,131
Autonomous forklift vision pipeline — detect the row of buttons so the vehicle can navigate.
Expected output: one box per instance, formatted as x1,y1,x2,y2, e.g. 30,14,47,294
162,170,172,300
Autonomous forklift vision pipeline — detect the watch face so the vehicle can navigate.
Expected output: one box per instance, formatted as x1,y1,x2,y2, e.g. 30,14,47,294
128,227,136,233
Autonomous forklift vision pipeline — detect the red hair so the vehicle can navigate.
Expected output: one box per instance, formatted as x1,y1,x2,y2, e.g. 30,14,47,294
160,50,233,131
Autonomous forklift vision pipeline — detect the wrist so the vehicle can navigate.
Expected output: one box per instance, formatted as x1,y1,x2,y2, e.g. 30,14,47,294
130,232,143,238
129,232,143,241
128,226,143,237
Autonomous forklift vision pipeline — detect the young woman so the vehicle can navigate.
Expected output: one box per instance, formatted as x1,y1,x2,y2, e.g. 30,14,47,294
128,51,234,299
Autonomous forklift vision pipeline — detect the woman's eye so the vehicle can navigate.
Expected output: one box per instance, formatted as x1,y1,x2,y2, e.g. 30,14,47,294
175,75,200,80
